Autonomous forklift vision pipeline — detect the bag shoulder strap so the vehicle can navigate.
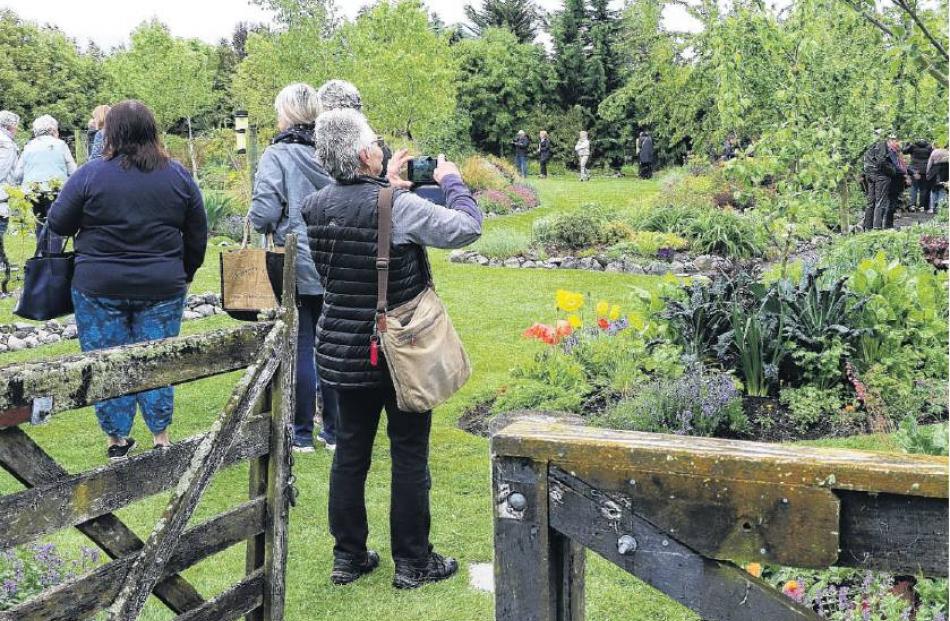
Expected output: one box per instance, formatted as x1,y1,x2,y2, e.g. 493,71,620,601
376,186,395,332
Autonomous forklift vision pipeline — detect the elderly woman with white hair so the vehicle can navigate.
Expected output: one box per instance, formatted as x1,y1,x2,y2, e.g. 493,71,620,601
15,114,77,233
249,83,336,453
0,111,20,233
303,108,481,590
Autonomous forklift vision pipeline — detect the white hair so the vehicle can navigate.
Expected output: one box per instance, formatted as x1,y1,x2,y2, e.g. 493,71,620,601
0,111,19,130
314,109,377,182
274,83,320,128
32,114,58,137
316,80,362,112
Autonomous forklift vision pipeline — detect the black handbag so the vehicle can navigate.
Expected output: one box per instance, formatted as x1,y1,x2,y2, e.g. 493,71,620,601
14,227,75,321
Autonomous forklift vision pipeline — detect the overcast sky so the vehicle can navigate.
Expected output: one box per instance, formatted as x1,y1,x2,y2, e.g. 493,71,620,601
0,0,700,49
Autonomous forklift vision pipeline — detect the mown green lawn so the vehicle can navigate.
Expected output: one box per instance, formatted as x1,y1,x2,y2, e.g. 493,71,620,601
0,174,912,620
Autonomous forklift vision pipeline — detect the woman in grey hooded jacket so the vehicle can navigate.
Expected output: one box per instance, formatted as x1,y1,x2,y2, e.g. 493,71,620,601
249,82,336,452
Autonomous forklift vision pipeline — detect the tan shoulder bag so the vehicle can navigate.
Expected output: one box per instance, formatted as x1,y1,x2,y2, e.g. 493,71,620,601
373,186,471,413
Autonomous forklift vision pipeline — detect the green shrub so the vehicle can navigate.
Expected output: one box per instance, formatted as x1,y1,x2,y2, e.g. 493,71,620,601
470,230,532,259
533,205,629,250
821,229,928,277
778,386,848,434
638,203,704,235
684,209,768,258
606,231,689,259
202,190,237,234
491,379,587,414
895,415,949,455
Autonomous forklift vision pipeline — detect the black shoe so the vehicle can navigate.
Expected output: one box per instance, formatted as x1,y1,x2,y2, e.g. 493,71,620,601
392,551,459,589
107,438,136,461
331,550,379,585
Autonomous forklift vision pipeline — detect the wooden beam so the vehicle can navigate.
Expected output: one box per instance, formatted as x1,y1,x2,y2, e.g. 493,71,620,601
837,490,948,576
108,321,285,620
173,569,265,621
0,427,204,613
1,498,265,621
547,467,818,621
493,420,948,499
0,323,272,425
0,413,270,550
559,463,841,568
493,456,585,621
260,237,297,621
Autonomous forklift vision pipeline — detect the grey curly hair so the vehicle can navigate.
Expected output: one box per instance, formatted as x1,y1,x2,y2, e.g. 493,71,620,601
274,83,320,128
32,114,58,137
0,111,20,130
314,109,377,182
316,80,362,112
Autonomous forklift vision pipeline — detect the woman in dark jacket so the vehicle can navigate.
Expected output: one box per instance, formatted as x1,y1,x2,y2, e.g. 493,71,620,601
303,108,481,590
48,100,208,460
902,139,933,211
538,130,551,178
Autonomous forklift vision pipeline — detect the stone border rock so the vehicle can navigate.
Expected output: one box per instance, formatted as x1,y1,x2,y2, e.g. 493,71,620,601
449,249,733,277
0,293,224,354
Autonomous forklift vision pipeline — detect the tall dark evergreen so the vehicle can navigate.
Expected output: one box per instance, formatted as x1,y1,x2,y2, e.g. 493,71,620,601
551,0,588,110
464,0,544,44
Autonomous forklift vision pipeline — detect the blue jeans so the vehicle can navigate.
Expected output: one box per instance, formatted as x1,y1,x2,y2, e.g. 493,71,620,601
515,154,527,177
930,185,946,213
72,289,185,439
296,295,337,445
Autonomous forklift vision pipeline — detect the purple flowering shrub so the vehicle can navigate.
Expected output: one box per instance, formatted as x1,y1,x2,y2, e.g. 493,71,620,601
595,363,747,436
508,184,540,209
0,544,100,610
766,566,947,621
474,189,514,215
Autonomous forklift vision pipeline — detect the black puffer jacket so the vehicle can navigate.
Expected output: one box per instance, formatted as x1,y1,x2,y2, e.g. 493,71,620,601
303,176,428,390
903,140,934,174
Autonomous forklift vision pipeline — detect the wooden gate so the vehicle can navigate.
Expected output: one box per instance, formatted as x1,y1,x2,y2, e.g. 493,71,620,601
492,418,949,621
0,244,298,620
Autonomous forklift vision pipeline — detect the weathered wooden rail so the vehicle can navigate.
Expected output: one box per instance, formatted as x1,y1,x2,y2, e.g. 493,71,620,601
492,418,949,621
0,241,299,620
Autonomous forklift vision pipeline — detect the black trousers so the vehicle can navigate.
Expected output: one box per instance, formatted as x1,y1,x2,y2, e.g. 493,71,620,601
326,380,432,562
539,157,549,177
639,161,653,179
862,175,891,229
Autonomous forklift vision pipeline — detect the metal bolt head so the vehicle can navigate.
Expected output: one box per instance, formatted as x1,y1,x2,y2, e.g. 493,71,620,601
508,492,527,511
617,535,638,556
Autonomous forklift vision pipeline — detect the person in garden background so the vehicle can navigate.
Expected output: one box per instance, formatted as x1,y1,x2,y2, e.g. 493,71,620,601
0,111,20,238
927,143,948,214
575,130,590,181
15,114,77,240
637,130,655,179
538,130,551,178
902,138,933,212
87,104,111,160
512,129,529,177
47,100,207,461
249,82,336,453
303,108,481,589
884,135,909,228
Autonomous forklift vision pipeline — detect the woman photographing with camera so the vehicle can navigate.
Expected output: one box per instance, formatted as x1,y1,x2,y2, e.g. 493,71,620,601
303,108,481,590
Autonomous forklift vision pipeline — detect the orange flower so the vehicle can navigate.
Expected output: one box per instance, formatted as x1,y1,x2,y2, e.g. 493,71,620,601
597,318,609,330
745,563,763,578
782,580,805,602
555,320,574,338
522,322,556,344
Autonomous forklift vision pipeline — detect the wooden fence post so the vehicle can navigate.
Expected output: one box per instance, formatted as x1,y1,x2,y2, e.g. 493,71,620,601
492,455,585,621
260,237,297,620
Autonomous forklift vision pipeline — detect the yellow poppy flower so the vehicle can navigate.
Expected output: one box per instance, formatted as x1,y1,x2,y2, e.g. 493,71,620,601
595,300,609,316
567,314,582,329
608,305,621,321
745,562,762,578
555,290,584,313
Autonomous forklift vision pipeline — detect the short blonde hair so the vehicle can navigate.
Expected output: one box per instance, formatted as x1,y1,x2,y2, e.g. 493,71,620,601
274,83,320,128
91,105,111,130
